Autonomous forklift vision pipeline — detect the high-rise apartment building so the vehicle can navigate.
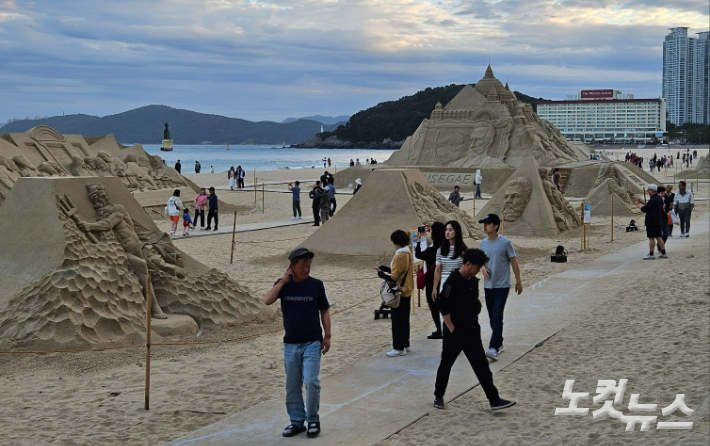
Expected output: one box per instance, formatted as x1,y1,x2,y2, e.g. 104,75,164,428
663,27,710,126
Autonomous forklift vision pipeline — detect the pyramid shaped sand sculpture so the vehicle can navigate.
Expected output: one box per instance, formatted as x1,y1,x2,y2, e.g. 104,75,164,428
386,66,582,169
477,157,580,237
0,177,276,351
584,164,641,217
300,169,484,256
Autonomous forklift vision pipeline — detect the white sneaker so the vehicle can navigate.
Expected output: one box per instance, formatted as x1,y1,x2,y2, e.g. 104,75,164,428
297,216,302,220
497,345,505,354
486,347,498,361
658,253,668,259
680,232,685,237
643,254,655,260
291,217,297,220
405,347,411,353
685,233,690,238
386,349,406,357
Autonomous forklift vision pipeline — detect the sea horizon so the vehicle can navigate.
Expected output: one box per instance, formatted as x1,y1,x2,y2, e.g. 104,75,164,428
141,144,395,173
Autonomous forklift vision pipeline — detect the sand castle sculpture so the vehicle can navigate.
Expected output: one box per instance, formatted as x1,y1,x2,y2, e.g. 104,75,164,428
0,177,275,351
476,157,580,236
0,126,190,208
386,66,583,169
300,169,484,257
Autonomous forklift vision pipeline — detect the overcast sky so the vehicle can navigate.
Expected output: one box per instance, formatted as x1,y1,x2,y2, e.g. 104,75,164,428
1,0,708,123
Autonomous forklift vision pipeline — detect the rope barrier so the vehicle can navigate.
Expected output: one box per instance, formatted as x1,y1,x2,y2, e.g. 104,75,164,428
0,292,379,355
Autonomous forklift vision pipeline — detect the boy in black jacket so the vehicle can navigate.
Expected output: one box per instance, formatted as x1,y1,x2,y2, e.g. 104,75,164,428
434,248,516,411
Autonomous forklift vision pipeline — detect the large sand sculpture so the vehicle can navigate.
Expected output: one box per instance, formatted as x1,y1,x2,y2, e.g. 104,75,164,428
0,126,234,216
0,177,275,351
386,66,584,169
583,164,642,217
300,169,484,256
476,157,580,236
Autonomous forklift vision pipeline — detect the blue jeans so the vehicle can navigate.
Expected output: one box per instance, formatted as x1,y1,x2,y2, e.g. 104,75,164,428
475,184,481,198
284,341,322,426
484,288,510,350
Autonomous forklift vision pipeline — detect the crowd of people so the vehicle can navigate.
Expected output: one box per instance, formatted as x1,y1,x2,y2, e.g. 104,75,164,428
624,149,699,171
262,213,522,438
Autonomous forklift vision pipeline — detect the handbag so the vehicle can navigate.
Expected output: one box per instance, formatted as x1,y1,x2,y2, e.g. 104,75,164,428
416,266,427,290
379,254,411,308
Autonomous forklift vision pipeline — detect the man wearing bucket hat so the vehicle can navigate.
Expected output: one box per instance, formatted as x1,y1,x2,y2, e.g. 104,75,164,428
263,248,331,438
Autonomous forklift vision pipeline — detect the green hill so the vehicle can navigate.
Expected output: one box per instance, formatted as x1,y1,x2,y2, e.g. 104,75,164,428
327,84,544,143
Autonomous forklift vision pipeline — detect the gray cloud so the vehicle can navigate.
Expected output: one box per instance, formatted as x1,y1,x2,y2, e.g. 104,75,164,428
0,0,707,123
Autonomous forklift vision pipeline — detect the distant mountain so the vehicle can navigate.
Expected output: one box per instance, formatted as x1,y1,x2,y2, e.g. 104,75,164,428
0,105,339,145
282,115,350,125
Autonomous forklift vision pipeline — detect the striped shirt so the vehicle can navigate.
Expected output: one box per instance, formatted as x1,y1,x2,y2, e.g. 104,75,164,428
436,246,464,278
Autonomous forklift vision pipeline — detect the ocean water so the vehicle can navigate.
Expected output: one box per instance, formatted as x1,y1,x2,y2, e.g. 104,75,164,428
141,144,395,173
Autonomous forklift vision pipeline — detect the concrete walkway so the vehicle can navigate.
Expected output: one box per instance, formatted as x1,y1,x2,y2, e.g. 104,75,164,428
167,213,709,446
170,217,315,239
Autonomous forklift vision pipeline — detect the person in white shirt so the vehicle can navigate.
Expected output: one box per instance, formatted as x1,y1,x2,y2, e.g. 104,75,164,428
166,189,183,236
673,181,694,237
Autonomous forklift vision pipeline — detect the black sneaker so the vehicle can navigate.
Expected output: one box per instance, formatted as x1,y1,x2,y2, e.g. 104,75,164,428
434,397,445,409
427,332,443,339
491,398,516,411
213,227,218,231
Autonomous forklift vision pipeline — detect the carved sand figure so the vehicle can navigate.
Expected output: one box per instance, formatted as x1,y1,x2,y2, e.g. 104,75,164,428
75,184,184,318
69,155,94,176
12,155,42,177
538,169,581,230
502,177,532,222
38,160,67,176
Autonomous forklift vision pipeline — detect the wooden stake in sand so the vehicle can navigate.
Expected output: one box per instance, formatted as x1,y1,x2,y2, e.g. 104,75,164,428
262,183,265,214
580,202,585,251
254,177,258,205
144,276,152,411
472,196,476,219
610,195,615,242
230,211,237,264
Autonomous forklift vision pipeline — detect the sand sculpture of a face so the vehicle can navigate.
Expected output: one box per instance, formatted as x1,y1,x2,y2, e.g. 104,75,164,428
502,177,532,222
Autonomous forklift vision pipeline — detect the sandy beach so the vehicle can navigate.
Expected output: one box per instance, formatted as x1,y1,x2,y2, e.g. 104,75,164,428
1,166,708,445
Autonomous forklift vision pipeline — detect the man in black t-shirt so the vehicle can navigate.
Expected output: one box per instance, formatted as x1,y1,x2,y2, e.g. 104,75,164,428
263,248,331,438
433,248,516,412
636,184,667,260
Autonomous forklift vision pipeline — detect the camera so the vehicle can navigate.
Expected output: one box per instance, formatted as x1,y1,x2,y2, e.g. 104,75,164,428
418,226,426,233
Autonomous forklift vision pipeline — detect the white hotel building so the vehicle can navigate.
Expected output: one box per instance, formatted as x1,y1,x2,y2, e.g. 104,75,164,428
537,90,666,144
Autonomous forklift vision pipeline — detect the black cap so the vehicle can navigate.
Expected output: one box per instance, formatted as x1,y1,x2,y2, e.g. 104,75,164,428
478,213,501,226
288,247,315,263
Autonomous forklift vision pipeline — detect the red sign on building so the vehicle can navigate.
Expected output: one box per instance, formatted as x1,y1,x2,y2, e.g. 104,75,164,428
581,89,614,99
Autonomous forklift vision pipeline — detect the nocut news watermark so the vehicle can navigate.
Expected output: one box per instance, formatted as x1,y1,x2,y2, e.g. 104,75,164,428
555,380,695,431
